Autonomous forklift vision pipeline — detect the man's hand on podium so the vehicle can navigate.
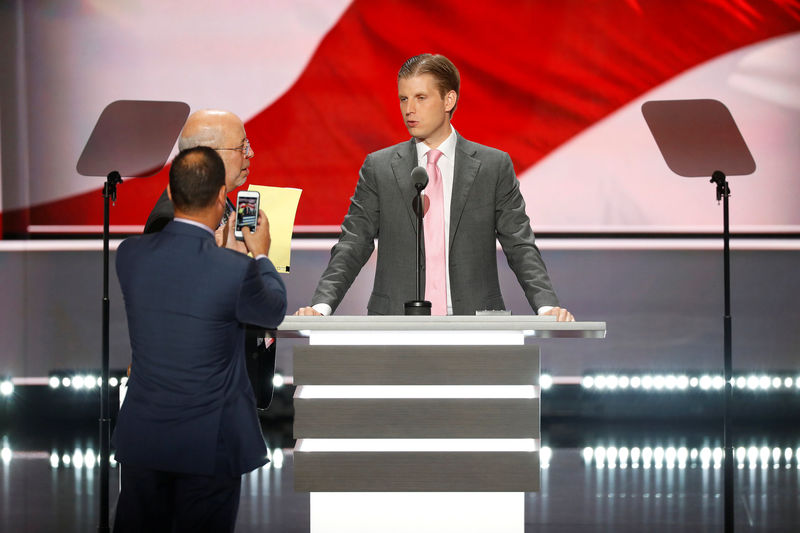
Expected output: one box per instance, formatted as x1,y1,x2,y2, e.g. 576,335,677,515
295,306,323,316
539,306,575,322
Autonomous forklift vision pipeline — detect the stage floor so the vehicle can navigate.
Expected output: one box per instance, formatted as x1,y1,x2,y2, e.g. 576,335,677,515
1,422,798,532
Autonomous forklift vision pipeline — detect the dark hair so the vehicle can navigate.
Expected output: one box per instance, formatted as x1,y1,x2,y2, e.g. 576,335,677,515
169,146,226,212
398,53,460,117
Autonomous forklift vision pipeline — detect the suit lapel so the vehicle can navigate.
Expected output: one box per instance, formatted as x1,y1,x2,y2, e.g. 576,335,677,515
390,139,419,231
450,136,480,245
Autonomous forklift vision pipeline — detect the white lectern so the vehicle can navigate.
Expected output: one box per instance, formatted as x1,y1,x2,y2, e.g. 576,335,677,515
277,316,605,533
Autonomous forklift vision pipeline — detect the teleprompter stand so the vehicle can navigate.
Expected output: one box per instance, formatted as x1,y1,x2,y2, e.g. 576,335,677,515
77,100,190,532
642,99,756,533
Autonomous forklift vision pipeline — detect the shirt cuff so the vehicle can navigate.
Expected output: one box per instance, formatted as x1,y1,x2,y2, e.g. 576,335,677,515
312,303,332,316
537,305,554,315
255,254,268,261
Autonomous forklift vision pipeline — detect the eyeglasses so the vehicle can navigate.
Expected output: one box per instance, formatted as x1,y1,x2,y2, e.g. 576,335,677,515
216,138,250,155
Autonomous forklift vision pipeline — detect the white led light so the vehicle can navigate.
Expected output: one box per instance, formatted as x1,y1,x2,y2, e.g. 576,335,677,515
735,376,746,389
642,447,653,464
746,375,758,390
582,447,593,463
772,377,782,389
62,454,71,466
677,447,688,463
540,446,552,468
772,448,781,464
641,375,653,390
62,377,71,387
85,376,97,390
690,448,699,461
630,376,641,389
109,377,119,388
699,375,712,390
540,374,553,390
595,375,607,390
689,376,699,388
677,375,689,390
85,449,96,467
665,375,677,390
581,376,594,389
795,377,800,389
736,447,746,462
700,447,712,464
607,446,618,466
712,448,723,463
272,448,284,469
595,447,606,465
712,376,725,390
49,377,60,389
0,381,13,397
760,447,770,465
758,376,770,390
618,447,629,466
630,447,641,462
110,454,117,467
618,376,629,389
50,453,59,468
653,375,665,390
784,377,793,388
666,447,677,465
273,374,285,389
606,375,618,390
1,447,11,464
72,376,85,390
73,450,84,469
747,447,758,464
785,448,793,462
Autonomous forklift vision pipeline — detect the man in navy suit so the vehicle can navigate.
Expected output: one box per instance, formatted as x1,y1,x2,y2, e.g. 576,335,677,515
113,146,287,532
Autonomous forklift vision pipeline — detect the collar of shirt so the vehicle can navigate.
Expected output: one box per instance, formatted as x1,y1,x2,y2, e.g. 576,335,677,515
174,217,215,236
414,126,457,169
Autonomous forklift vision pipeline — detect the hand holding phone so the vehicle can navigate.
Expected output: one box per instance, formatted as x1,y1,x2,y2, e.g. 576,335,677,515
235,191,260,241
241,209,270,257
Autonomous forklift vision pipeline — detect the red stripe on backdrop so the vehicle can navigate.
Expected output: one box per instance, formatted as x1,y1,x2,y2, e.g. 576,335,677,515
11,0,800,234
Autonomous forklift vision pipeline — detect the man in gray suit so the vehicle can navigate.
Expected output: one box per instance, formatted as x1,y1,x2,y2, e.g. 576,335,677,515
297,53,573,320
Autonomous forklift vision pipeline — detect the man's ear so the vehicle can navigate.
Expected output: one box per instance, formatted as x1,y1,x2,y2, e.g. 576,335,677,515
167,184,172,201
218,185,227,206
445,90,457,113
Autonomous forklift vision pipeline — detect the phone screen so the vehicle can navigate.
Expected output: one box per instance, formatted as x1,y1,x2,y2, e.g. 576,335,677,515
236,196,259,233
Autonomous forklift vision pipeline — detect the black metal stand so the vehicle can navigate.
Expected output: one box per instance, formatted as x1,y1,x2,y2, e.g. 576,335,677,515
99,171,122,533
405,188,431,315
711,170,733,533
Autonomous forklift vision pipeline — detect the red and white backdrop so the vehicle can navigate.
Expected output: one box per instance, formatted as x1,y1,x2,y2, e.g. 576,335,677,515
2,0,799,237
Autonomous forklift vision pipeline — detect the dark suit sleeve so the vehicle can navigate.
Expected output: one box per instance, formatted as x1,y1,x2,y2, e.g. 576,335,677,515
494,153,560,310
143,190,174,234
236,257,288,328
311,155,380,313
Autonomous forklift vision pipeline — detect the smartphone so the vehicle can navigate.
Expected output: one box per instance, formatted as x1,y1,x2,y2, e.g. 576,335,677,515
234,190,260,241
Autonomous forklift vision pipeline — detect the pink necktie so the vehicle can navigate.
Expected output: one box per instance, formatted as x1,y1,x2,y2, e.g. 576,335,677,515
424,149,447,315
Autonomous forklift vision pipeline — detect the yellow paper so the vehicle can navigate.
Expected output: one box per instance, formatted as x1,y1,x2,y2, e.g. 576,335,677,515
247,185,302,274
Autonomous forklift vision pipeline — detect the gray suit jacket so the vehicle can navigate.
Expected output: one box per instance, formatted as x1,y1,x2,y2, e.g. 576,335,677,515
313,134,559,315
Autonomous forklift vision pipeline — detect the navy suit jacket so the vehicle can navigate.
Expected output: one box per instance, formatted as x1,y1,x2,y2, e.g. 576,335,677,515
114,221,287,476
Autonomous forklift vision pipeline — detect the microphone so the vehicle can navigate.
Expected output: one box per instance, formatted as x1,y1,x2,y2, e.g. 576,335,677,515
405,166,432,315
411,166,429,191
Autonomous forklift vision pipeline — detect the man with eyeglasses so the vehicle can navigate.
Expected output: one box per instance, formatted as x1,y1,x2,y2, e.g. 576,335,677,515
143,109,254,248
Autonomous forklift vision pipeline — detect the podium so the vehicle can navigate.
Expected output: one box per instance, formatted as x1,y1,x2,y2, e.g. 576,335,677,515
277,316,605,533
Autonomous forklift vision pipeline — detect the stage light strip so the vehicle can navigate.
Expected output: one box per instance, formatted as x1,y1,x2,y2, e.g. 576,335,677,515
582,445,800,470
